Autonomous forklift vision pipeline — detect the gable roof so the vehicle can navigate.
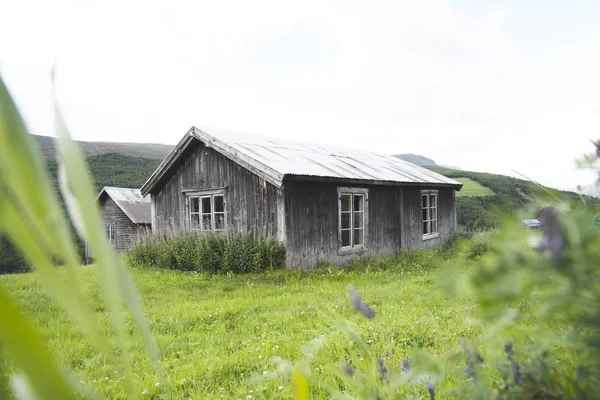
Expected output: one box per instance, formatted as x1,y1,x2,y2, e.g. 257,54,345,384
96,187,151,224
141,126,463,195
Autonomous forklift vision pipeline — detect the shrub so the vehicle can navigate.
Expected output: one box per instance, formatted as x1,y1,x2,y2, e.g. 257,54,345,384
0,234,29,274
125,232,286,274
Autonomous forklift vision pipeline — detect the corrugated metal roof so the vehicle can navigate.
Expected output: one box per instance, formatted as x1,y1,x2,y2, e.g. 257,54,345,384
521,219,542,228
97,187,151,224
141,126,463,195
193,126,462,188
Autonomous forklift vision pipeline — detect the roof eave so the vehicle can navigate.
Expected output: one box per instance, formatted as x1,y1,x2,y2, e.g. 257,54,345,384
283,174,464,189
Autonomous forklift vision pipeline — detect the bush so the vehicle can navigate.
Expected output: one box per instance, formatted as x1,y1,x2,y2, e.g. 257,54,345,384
0,234,29,274
125,232,286,274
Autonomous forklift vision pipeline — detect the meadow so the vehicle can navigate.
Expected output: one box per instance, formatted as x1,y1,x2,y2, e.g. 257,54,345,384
0,249,502,399
453,178,494,197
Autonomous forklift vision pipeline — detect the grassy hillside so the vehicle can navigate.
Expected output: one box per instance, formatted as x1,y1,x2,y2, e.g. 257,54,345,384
429,166,581,230
454,178,494,197
0,252,497,399
33,134,173,160
45,153,162,193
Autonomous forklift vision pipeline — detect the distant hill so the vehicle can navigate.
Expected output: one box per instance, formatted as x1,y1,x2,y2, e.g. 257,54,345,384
428,166,582,230
394,153,437,167
45,153,163,193
33,135,173,161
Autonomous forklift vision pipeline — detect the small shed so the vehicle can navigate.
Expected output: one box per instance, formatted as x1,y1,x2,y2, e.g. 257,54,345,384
521,219,542,230
141,126,463,269
86,187,151,262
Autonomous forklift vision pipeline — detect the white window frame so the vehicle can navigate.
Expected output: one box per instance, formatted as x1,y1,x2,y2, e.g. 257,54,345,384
106,222,116,247
421,189,439,240
338,187,368,254
186,189,226,232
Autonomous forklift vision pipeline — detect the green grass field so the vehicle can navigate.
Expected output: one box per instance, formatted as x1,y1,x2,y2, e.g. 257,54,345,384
454,178,494,197
0,255,539,399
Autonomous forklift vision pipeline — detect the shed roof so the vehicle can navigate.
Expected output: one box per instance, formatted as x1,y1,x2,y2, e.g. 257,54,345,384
521,219,542,228
96,187,151,224
141,126,463,195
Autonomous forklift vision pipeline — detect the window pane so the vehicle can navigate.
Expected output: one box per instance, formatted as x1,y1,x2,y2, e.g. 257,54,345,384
341,229,351,247
202,215,212,230
354,228,363,245
341,194,351,212
430,194,436,207
215,213,225,230
341,212,351,229
422,207,428,222
422,195,428,208
214,195,224,213
353,211,363,228
353,195,364,212
201,197,211,213
190,197,199,213
423,221,428,234
432,207,437,221
433,220,438,233
191,214,200,229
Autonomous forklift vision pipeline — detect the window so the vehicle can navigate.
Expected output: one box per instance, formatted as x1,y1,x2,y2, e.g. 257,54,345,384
189,193,226,231
106,223,116,246
422,190,438,239
339,187,368,251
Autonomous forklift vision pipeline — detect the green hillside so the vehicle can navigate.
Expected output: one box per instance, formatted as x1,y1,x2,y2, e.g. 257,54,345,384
454,178,494,197
45,153,162,193
2,137,167,274
429,166,581,230
33,134,173,160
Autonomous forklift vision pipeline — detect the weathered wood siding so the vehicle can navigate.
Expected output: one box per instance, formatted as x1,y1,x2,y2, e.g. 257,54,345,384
400,186,456,249
283,181,403,269
100,197,148,253
151,140,279,237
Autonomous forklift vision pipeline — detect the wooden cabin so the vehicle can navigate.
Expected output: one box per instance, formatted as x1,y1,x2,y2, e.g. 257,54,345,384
86,187,151,263
140,126,463,269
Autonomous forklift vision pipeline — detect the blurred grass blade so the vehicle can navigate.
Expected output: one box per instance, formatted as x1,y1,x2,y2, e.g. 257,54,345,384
0,76,84,275
292,368,309,400
53,75,163,389
0,286,77,400
0,345,10,399
0,75,113,354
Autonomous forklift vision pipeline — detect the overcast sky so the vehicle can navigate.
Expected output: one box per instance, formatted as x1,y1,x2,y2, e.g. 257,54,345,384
2,0,599,191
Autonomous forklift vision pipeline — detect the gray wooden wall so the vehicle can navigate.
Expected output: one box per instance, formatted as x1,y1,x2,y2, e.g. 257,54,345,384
283,181,456,269
151,140,279,237
400,187,456,249
99,197,149,254
283,182,402,269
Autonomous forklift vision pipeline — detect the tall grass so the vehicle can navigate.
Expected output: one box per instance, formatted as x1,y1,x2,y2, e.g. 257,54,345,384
125,231,287,273
0,74,161,398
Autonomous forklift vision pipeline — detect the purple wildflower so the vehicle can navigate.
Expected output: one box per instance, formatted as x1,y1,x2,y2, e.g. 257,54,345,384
512,361,523,385
347,285,375,319
504,343,514,359
426,382,435,400
399,359,412,373
459,339,484,364
342,364,356,376
504,342,523,385
378,357,389,383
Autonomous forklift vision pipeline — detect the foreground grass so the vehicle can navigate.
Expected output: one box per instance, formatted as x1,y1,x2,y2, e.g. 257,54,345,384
455,178,494,197
2,259,498,399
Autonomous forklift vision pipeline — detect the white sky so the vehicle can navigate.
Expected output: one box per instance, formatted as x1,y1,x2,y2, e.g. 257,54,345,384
2,0,599,191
